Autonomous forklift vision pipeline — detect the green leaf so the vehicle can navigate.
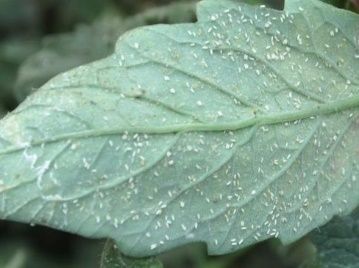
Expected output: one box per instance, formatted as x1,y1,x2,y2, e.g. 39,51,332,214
0,0,38,33
0,39,39,108
14,16,124,102
0,237,102,268
0,0,358,257
0,108,6,119
309,210,359,268
15,2,197,101
101,240,163,268
2,249,27,268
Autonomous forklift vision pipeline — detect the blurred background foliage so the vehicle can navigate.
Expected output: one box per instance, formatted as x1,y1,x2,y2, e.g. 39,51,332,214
0,0,358,267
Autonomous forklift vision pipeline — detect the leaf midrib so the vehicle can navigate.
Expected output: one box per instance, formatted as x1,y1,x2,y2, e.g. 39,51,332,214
0,94,358,156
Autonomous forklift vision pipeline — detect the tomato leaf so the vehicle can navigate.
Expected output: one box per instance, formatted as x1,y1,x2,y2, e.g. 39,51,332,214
0,0,358,257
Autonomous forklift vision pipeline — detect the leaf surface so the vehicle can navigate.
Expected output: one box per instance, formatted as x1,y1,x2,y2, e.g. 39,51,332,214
0,0,358,257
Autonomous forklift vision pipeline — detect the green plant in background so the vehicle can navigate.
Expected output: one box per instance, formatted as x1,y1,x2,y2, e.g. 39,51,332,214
309,209,359,268
0,0,358,267
14,2,197,102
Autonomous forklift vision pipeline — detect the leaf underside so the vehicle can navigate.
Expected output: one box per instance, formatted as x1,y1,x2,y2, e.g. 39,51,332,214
0,0,358,257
